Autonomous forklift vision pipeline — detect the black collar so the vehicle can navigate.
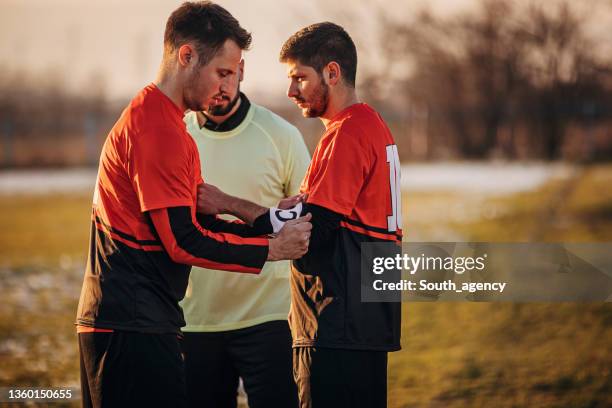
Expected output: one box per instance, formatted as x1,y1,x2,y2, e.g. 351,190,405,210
202,92,251,132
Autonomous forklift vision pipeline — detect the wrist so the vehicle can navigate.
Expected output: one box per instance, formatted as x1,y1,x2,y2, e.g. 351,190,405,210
267,238,279,261
222,194,239,215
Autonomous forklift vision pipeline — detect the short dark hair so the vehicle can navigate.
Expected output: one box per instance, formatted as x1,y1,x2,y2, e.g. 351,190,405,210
164,1,251,66
279,22,357,87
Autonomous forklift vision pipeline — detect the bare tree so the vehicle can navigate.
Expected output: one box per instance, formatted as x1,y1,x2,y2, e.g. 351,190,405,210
371,0,612,160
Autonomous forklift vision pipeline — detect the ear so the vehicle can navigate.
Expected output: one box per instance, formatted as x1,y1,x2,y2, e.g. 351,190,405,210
178,44,196,67
325,61,341,86
239,59,245,82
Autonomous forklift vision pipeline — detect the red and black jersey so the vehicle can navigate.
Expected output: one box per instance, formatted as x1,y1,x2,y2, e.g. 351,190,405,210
76,84,268,334
291,103,402,351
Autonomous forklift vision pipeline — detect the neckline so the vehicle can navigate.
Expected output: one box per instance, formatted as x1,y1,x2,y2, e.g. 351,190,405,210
188,104,255,140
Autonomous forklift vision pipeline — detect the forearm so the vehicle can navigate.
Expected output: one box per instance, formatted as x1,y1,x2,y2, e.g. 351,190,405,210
149,206,269,273
223,195,268,225
196,213,272,237
196,183,267,224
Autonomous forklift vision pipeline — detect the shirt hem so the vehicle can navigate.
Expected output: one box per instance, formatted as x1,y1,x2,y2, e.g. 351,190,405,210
182,313,288,332
75,319,182,335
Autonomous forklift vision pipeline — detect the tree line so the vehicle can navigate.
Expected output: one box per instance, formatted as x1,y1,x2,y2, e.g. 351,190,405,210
362,0,612,161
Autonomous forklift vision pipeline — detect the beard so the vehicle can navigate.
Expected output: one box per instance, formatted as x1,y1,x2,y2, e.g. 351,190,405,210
298,81,329,118
207,87,241,116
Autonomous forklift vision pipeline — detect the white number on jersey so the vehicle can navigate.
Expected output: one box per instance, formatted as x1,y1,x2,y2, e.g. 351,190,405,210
386,145,402,232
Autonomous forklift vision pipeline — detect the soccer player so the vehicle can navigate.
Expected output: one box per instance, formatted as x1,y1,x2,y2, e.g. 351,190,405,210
179,55,310,407
75,3,311,407
279,22,403,407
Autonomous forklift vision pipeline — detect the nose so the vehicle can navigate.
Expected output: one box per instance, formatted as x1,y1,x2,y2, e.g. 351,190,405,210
219,80,229,95
219,73,235,94
287,81,299,99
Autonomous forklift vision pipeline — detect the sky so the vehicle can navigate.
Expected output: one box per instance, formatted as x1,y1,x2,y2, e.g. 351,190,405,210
1,0,610,103
0,0,477,103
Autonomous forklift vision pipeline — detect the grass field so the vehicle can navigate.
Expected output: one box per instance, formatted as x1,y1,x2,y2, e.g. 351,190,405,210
391,164,612,408
0,164,611,407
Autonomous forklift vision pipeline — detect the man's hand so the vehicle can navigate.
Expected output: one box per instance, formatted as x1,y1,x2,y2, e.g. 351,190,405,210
268,213,312,261
278,193,308,210
197,183,229,215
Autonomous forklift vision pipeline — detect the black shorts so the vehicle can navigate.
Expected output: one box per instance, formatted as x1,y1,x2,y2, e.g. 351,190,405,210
293,347,388,408
78,331,187,408
181,320,298,408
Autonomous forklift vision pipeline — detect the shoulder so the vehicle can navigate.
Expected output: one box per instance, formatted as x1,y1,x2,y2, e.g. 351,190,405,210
327,116,365,149
249,103,306,159
333,104,389,147
250,103,302,140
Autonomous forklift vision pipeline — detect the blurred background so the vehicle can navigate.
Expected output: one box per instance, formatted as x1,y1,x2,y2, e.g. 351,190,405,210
1,0,611,407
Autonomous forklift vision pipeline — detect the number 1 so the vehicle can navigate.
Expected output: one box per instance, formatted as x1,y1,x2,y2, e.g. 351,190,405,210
386,145,402,232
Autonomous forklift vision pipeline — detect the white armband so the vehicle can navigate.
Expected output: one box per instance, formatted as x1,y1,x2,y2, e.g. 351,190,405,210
269,202,303,233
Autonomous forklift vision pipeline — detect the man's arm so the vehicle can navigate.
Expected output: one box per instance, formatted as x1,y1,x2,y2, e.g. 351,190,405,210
148,207,311,273
195,213,273,237
301,203,342,250
197,183,267,225
196,183,307,237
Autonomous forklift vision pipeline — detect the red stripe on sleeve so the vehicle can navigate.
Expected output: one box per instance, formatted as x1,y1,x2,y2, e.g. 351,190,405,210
150,208,266,274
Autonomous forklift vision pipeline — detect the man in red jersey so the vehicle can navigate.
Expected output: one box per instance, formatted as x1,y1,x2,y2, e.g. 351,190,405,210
279,22,403,408
75,2,311,407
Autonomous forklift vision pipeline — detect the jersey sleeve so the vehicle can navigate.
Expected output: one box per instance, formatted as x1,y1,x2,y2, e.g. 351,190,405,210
128,127,196,212
150,207,268,274
196,213,273,237
300,203,342,250
305,125,370,216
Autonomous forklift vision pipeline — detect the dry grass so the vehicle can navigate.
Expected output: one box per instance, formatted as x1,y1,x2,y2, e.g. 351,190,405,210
1,165,611,407
389,164,612,407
